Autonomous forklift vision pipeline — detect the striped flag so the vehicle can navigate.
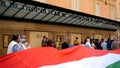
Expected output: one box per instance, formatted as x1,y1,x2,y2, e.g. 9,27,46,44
0,45,120,68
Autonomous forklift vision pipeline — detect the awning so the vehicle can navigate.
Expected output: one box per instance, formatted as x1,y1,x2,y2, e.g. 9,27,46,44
0,0,120,31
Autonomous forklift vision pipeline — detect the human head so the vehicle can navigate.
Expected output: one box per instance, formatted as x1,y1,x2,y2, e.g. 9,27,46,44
86,39,90,42
21,35,26,39
112,41,120,50
12,34,20,43
75,37,78,39
20,34,26,43
43,35,46,39
101,38,104,41
64,37,70,43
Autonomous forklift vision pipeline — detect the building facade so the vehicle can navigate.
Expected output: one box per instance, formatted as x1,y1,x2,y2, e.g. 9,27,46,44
35,0,120,21
0,0,120,55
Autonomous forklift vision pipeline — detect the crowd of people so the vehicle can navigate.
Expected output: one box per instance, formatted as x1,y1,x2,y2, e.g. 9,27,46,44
41,35,120,50
83,38,112,50
7,34,120,54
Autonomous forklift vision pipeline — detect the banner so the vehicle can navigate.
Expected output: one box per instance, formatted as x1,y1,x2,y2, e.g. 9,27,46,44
0,45,120,68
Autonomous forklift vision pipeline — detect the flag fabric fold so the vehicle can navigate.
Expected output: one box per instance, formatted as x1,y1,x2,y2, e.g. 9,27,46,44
0,45,120,68
40,53,120,68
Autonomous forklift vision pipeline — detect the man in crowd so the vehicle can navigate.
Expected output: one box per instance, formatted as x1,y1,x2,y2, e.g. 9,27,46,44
20,34,31,49
111,40,120,50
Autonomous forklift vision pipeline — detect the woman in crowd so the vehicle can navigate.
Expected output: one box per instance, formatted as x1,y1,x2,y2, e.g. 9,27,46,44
7,34,24,54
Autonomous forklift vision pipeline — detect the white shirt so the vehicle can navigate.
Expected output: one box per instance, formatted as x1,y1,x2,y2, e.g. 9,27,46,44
101,41,107,50
84,42,92,48
7,41,21,54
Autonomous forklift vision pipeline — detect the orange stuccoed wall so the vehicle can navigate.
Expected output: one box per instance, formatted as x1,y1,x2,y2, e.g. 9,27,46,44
45,0,119,20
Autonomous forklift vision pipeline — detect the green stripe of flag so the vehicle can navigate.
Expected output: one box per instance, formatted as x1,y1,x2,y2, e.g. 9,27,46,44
106,60,120,68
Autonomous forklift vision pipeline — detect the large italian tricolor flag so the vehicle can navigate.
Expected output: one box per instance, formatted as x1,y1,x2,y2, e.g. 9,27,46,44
0,45,120,68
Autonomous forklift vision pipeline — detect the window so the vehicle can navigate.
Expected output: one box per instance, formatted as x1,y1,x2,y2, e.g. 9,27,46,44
71,0,80,11
110,7,114,20
95,3,101,16
33,0,45,3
